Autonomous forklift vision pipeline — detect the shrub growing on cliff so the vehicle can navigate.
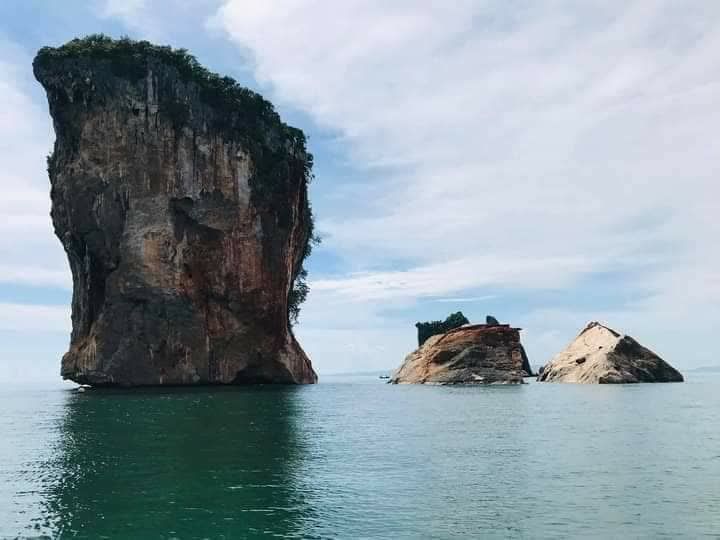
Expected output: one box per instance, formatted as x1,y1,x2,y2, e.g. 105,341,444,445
288,269,309,327
415,311,470,347
288,231,320,327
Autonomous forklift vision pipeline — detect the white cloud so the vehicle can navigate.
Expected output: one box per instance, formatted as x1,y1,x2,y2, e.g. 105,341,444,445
433,296,497,304
213,1,718,280
211,1,720,370
98,0,224,41
0,36,68,290
99,0,147,20
311,254,596,302
0,303,70,333
0,265,71,289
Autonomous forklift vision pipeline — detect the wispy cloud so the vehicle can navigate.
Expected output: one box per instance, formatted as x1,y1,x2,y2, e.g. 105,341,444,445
432,296,497,304
0,303,70,333
98,0,147,20
212,1,719,281
0,266,71,289
311,253,598,302
0,36,68,291
97,0,225,41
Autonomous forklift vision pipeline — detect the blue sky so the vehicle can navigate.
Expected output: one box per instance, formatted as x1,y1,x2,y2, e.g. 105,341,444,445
1,1,719,385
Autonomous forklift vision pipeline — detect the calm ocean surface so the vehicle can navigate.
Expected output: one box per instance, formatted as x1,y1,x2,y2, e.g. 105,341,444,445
1,374,719,539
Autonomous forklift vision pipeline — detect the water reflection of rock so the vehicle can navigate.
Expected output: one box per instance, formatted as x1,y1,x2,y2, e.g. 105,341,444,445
42,388,314,537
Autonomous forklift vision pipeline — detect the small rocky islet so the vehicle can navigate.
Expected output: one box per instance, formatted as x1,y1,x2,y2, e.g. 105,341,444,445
390,314,531,384
537,321,684,384
390,314,683,385
34,36,684,388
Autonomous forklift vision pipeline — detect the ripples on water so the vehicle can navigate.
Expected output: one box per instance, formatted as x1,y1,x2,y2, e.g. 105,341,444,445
1,374,719,538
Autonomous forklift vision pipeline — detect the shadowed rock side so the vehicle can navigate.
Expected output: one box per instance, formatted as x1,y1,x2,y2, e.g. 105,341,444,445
33,38,317,385
538,322,683,384
519,345,534,377
390,324,526,384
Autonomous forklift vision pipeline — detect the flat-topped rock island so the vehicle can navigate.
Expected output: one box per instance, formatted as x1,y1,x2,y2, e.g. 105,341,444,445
390,319,528,385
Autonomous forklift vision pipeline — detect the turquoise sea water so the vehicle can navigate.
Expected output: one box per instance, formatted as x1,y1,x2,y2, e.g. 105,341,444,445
1,374,719,538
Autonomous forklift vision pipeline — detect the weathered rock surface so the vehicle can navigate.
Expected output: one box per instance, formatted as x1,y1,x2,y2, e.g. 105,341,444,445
390,324,526,384
33,37,317,385
538,322,683,384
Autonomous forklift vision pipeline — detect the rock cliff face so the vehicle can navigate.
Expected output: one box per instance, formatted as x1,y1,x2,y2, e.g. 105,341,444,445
390,324,526,384
538,322,683,384
33,37,317,385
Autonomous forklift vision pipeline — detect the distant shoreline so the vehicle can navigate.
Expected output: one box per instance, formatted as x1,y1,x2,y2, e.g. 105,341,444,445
686,365,720,373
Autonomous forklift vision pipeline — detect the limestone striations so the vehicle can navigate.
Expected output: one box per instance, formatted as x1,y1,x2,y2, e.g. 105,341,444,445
538,322,683,384
390,324,526,384
33,36,317,385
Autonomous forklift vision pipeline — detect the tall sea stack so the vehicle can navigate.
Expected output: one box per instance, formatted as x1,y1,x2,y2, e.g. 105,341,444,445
33,36,317,385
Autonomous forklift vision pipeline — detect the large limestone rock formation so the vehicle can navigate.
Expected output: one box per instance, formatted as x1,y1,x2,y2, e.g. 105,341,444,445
390,324,526,384
538,322,683,384
33,36,317,385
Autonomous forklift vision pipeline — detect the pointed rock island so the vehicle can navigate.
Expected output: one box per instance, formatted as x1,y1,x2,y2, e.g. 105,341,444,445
33,36,317,385
538,322,683,384
390,315,528,384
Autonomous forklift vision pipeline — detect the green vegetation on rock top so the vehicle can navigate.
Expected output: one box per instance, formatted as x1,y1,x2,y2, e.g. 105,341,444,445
415,312,470,347
34,35,293,132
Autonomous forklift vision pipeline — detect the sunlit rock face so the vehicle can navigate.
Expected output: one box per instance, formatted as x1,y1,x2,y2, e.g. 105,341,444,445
538,322,683,384
390,324,526,384
33,38,317,386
